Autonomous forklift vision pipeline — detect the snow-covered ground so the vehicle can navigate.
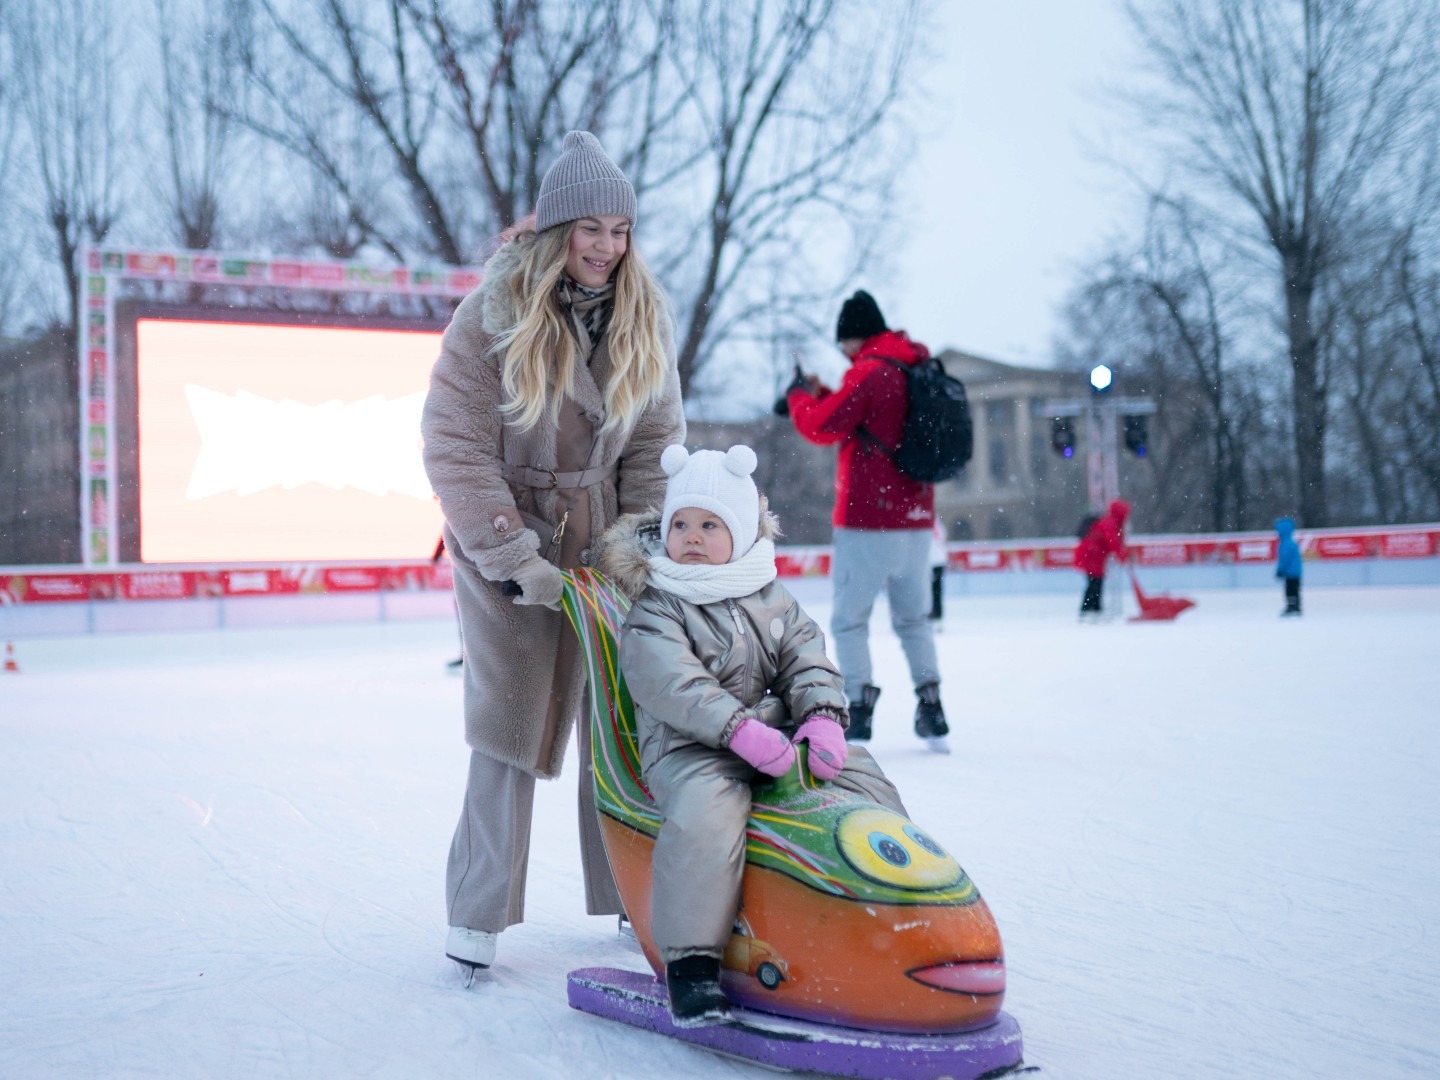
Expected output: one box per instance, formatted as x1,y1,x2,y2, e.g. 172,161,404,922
3,582,1438,1079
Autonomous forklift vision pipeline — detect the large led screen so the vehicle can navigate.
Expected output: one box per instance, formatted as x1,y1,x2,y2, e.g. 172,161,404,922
136,318,445,563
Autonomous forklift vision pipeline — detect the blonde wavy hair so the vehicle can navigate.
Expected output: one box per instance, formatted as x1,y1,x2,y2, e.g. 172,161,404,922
491,219,671,436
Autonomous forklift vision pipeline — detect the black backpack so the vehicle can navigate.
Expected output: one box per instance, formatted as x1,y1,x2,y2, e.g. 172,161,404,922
858,356,973,483
1076,512,1102,540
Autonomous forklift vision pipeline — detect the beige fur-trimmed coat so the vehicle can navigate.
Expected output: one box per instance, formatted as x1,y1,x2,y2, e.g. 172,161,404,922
420,236,685,778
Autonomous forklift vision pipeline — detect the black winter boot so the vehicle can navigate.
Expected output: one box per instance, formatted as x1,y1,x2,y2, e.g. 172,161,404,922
665,954,731,1027
914,682,951,753
846,684,881,741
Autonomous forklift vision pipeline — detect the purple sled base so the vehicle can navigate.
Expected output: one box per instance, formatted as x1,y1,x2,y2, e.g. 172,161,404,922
567,966,1025,1079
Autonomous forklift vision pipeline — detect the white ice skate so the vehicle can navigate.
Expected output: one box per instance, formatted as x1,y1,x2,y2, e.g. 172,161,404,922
446,926,496,985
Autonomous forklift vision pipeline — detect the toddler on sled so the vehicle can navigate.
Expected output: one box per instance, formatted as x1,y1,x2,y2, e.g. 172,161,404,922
601,443,905,1026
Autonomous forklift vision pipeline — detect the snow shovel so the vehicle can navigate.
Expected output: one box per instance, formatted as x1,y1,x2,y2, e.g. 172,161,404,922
1127,564,1195,622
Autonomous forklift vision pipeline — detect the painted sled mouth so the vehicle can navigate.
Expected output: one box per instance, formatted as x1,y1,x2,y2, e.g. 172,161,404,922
906,959,1006,997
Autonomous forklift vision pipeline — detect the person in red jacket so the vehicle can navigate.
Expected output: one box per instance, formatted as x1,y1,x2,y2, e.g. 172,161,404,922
1075,500,1131,619
777,290,948,752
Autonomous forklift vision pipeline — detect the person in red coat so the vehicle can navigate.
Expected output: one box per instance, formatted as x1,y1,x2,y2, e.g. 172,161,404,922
1075,500,1131,618
777,290,948,751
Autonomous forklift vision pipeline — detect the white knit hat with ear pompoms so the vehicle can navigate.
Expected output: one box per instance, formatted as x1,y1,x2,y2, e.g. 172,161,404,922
659,444,761,562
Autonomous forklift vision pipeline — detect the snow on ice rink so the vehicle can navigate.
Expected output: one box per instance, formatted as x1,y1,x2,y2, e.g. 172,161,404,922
3,580,1439,1079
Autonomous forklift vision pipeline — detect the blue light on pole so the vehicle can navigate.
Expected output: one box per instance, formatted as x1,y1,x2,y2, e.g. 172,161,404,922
1050,417,1075,458
1089,365,1113,393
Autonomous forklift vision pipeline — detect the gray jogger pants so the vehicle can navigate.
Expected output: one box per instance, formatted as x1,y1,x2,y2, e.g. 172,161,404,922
830,527,941,701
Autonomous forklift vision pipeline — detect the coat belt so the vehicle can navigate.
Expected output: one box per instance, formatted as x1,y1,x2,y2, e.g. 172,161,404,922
500,460,619,490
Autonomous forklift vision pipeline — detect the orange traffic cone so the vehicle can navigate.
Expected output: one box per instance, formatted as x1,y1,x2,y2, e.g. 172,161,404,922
3,642,18,674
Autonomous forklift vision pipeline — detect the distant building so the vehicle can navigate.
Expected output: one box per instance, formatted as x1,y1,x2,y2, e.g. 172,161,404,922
0,329,81,565
935,350,1091,542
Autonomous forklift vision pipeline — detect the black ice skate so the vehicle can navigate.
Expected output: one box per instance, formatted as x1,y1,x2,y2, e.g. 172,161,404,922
846,684,880,742
914,682,951,754
665,955,731,1027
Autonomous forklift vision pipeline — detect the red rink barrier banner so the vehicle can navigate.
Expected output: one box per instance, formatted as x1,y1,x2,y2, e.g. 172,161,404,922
943,524,1440,574
9,574,93,602
775,549,831,577
119,571,194,601
1,524,1436,607
0,563,454,606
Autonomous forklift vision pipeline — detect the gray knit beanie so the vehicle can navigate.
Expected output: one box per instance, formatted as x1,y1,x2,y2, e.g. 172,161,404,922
534,131,638,232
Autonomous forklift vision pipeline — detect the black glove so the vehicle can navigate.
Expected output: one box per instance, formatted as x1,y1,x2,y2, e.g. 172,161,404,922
773,365,808,417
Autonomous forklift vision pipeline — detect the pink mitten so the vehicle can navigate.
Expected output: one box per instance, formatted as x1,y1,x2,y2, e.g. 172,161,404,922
793,716,848,781
727,718,796,777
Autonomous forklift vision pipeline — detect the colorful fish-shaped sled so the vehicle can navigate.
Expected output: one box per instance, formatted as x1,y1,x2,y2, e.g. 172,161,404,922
560,570,1026,1079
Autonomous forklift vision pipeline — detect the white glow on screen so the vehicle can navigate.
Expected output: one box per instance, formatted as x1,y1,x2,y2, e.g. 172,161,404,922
137,319,445,563
183,386,431,499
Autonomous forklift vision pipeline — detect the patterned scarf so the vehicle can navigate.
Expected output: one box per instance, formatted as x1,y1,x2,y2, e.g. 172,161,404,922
557,277,614,360
644,538,778,605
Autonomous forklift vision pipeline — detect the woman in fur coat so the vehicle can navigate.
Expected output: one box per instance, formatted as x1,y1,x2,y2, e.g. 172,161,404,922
421,131,685,972
601,444,905,1025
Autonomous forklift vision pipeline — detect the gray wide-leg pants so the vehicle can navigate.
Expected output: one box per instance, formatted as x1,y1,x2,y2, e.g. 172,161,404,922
445,713,622,932
831,527,942,701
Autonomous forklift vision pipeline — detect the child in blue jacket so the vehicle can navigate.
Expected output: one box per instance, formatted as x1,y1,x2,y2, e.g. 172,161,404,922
1275,518,1302,616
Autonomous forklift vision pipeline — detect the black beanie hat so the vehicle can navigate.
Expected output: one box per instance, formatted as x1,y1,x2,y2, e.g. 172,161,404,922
835,290,887,342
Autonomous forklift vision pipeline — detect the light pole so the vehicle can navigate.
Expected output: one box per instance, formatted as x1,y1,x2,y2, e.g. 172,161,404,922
1042,365,1156,512
1039,366,1156,617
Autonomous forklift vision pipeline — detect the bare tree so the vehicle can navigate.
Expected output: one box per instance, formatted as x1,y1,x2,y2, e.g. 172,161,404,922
222,0,653,264
1056,195,1301,532
150,0,242,250
656,0,918,397
0,0,921,401
1391,226,1440,510
220,0,919,404
5,0,128,340
1122,0,1440,526
1104,197,1252,530
1313,215,1415,520
0,27,23,337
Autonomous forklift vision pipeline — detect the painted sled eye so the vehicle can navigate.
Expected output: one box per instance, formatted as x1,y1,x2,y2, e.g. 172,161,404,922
904,825,946,857
870,834,910,866
836,808,963,891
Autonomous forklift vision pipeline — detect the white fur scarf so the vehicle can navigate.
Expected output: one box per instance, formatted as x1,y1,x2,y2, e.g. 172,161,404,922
645,538,778,605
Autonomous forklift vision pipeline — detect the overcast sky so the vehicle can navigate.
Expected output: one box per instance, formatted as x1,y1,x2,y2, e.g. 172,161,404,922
881,1,1138,369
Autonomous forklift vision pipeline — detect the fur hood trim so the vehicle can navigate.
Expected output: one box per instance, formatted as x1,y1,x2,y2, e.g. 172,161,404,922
478,230,535,337
599,499,781,600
